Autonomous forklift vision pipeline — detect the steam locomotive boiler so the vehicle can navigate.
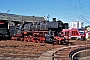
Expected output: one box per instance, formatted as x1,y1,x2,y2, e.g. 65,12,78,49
9,18,68,44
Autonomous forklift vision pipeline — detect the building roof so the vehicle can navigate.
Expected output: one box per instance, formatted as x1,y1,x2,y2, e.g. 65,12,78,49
0,13,45,22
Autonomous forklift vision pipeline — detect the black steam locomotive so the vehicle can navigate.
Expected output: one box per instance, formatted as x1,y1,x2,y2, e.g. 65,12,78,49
9,18,68,44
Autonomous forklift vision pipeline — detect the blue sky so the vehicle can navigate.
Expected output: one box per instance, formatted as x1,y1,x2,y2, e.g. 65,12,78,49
0,0,90,26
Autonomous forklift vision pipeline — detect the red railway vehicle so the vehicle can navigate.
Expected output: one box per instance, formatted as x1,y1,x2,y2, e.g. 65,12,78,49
62,28,86,40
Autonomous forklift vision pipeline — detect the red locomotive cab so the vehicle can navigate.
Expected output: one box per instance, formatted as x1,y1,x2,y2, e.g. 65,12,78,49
70,29,79,40
70,28,86,40
62,28,86,40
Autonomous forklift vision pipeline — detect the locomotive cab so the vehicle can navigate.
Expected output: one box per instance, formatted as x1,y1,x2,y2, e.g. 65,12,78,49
70,28,86,40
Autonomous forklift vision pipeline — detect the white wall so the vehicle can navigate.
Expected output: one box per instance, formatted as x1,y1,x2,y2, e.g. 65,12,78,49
70,21,83,29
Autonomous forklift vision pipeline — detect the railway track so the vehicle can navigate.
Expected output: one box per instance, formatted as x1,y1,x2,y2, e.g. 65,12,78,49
0,40,90,60
38,40,90,60
53,45,90,60
0,40,64,60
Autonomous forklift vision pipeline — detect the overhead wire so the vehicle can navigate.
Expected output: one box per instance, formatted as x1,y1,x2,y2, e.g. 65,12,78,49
78,16,89,24
80,15,90,23
69,0,90,26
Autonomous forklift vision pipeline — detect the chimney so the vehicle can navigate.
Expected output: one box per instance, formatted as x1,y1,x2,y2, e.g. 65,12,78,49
52,18,56,22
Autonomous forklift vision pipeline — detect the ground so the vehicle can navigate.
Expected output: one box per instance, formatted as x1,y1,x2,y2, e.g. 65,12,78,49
0,40,90,60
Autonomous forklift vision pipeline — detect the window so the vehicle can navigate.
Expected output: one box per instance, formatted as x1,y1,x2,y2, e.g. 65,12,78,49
76,31,78,35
